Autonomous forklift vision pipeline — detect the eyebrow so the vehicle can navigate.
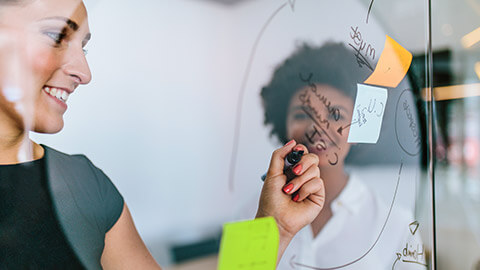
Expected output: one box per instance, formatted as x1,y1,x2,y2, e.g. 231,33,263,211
40,16,92,45
291,105,308,111
40,16,79,31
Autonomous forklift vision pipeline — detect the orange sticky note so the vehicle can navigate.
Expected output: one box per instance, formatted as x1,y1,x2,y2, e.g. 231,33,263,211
364,35,412,88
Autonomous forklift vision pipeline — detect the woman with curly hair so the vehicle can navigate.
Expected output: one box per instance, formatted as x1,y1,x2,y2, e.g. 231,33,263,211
260,42,414,269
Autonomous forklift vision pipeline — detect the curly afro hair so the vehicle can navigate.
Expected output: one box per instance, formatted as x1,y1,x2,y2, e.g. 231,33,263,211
260,42,370,143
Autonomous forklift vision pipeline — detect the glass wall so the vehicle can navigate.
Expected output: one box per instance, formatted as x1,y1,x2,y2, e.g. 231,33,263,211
7,0,480,269
430,0,480,269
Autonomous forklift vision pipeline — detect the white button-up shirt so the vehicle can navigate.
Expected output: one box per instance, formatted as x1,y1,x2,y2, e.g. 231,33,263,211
277,174,425,270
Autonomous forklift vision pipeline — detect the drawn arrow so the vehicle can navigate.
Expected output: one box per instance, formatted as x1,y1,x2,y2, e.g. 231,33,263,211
337,120,358,135
409,221,419,235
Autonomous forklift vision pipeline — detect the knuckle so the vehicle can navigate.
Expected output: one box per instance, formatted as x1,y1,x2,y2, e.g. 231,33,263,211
316,177,325,188
312,154,320,164
303,154,313,163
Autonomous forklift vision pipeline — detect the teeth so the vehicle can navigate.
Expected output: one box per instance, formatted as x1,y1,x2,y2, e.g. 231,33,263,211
43,86,70,102
316,141,327,151
61,91,68,102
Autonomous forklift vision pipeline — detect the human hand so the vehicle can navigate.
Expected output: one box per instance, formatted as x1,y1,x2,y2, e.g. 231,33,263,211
256,140,325,242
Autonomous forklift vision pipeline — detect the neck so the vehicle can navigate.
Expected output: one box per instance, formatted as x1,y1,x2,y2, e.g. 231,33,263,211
0,112,42,164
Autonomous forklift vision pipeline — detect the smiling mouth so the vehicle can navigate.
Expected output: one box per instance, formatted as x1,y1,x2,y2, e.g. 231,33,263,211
43,86,70,103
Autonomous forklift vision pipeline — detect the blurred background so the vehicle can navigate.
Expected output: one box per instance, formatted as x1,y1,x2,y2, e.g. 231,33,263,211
30,0,480,269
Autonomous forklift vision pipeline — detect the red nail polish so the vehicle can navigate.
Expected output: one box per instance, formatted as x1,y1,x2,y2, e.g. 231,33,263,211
292,164,302,175
294,146,303,152
293,194,299,202
285,139,295,146
283,183,293,194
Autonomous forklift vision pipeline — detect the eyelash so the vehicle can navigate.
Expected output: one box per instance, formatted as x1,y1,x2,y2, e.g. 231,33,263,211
45,31,67,45
44,31,89,55
293,112,309,120
329,113,344,120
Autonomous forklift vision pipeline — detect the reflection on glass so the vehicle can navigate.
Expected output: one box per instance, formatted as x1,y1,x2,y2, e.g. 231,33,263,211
431,0,480,268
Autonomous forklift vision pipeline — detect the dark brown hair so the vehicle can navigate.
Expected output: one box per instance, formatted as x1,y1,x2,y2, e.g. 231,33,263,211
260,42,370,143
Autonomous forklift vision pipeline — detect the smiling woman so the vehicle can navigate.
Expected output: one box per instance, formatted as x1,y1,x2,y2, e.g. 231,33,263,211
0,0,163,269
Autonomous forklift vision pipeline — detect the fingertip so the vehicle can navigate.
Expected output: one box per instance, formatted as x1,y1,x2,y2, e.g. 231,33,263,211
284,139,296,147
278,139,297,156
293,144,309,154
282,183,294,194
292,163,303,175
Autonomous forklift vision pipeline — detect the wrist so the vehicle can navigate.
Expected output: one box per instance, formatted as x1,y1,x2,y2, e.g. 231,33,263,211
276,221,295,242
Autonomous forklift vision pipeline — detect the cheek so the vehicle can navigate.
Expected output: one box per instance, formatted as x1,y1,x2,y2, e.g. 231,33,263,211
27,46,61,86
286,121,309,140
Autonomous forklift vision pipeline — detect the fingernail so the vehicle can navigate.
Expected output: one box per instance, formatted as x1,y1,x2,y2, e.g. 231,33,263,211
293,194,299,202
285,139,295,146
292,164,302,175
283,183,294,194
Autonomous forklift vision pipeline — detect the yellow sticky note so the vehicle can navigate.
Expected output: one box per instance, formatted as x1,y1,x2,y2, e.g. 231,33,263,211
364,35,412,88
217,217,279,270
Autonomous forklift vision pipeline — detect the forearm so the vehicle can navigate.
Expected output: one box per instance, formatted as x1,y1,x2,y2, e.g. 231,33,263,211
277,228,294,265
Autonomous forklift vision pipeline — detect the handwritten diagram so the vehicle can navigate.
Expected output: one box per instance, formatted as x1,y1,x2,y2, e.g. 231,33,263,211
392,221,428,269
395,89,421,156
289,161,405,269
349,26,376,71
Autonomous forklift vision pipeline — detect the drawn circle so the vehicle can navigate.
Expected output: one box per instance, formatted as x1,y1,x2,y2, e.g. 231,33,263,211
395,89,421,156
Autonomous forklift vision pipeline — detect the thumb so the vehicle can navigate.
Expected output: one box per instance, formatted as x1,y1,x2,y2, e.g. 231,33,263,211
266,139,297,179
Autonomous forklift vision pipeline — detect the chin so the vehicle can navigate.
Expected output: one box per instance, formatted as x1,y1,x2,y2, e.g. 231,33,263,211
33,117,64,134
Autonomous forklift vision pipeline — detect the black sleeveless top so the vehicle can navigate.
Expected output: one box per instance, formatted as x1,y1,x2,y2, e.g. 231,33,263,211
0,157,85,269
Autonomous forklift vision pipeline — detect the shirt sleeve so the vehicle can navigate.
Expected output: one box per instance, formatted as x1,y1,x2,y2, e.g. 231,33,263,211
82,156,125,233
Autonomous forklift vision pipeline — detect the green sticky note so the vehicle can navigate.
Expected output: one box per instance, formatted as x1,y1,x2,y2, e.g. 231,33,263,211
217,217,279,270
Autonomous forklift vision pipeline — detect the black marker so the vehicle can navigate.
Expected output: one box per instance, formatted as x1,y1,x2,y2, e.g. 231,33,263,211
261,150,304,181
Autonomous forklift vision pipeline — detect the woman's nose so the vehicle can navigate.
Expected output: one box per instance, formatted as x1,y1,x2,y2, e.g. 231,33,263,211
62,46,92,85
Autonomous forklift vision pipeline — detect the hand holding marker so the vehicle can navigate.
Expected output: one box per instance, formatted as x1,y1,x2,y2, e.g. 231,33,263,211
256,140,324,259
262,148,305,201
